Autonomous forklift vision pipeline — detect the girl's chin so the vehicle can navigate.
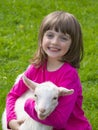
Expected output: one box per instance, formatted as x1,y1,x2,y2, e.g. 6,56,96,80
46,53,60,59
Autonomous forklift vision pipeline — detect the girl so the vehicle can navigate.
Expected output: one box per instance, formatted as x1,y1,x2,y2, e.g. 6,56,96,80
6,11,92,130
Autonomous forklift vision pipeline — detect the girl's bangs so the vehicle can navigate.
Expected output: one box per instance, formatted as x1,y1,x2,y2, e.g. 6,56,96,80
44,19,72,35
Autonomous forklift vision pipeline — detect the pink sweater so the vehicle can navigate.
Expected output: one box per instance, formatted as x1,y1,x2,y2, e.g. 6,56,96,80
6,62,92,130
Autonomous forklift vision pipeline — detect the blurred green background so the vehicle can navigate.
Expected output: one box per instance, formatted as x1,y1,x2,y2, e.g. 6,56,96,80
0,0,98,129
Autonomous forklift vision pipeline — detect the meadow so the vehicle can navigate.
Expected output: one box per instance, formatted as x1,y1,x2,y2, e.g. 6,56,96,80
0,0,98,129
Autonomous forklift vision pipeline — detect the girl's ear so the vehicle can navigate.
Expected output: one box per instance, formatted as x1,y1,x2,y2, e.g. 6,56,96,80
58,87,74,96
22,75,38,91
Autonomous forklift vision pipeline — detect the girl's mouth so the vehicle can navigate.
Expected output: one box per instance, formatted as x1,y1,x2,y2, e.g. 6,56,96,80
48,47,60,52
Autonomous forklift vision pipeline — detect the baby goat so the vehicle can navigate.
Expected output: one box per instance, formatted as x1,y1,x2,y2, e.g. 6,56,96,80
2,75,74,130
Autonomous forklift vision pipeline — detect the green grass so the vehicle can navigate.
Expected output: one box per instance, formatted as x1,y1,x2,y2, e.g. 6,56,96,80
0,0,98,129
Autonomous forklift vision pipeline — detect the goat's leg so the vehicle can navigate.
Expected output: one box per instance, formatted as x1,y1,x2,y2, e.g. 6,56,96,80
19,118,34,130
2,110,8,130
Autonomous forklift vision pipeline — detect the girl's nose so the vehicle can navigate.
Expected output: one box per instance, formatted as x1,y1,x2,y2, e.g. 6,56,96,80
51,37,58,45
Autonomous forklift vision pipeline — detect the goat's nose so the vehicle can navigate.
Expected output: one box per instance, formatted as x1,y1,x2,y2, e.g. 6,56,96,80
39,108,46,113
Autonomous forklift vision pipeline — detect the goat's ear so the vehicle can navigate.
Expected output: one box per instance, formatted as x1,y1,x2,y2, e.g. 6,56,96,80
58,87,74,96
22,75,38,91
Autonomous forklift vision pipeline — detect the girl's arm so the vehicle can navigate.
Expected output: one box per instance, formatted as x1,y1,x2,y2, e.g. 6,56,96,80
6,65,35,128
24,70,80,129
24,93,77,128
6,78,28,123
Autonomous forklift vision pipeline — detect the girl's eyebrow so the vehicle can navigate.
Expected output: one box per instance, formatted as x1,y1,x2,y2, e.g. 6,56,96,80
59,33,71,39
45,30,54,33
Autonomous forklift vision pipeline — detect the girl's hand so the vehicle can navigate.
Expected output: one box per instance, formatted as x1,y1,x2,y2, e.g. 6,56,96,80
9,119,24,130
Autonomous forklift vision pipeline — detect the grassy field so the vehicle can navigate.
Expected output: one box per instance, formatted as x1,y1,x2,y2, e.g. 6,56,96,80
0,0,98,129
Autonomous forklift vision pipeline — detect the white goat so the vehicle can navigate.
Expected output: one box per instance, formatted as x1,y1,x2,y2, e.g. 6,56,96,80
2,75,74,130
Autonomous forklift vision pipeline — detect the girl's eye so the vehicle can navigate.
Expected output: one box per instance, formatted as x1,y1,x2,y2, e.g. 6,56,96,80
46,33,54,39
60,37,67,41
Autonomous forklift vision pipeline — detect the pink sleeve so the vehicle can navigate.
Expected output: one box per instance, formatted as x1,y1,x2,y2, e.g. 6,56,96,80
6,65,35,127
24,69,80,129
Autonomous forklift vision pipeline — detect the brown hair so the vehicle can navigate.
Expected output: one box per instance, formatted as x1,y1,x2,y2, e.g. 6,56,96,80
31,11,83,68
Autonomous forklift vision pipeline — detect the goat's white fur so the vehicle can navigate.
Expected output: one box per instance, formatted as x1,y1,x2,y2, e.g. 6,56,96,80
2,74,74,130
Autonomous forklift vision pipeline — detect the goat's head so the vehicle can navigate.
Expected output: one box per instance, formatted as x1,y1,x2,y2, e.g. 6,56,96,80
22,75,74,120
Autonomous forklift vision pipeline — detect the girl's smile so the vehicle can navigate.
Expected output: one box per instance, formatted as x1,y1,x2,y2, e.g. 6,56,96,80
47,45,61,52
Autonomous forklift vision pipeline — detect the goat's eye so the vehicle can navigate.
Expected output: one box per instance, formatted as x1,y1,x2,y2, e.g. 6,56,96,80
53,97,57,100
34,94,37,98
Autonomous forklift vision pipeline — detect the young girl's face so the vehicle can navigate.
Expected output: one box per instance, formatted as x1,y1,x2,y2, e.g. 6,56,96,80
42,30,72,61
